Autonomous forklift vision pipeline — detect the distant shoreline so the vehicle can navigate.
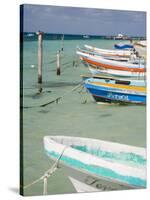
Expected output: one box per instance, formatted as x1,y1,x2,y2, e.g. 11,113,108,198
22,32,146,41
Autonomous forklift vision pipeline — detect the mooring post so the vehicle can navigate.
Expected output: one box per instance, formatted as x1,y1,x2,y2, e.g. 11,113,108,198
43,176,47,195
56,50,61,75
61,34,64,51
37,31,43,83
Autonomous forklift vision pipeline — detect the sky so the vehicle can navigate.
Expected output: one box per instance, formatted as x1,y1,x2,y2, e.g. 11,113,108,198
22,4,146,37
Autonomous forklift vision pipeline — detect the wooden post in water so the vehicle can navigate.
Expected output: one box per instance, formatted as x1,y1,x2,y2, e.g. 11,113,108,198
56,50,61,75
37,31,43,83
61,34,64,51
43,177,47,195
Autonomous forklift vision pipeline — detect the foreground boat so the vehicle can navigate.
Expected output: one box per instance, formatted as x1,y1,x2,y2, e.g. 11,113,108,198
84,78,146,104
44,136,146,192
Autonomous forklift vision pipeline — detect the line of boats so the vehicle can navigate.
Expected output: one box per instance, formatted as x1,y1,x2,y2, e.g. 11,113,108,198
76,41,146,104
43,41,147,193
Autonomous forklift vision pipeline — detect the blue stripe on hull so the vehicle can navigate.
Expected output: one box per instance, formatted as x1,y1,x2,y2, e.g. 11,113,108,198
46,150,146,188
85,83,146,104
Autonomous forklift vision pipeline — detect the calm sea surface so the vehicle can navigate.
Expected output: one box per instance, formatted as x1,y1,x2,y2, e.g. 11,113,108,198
22,38,146,196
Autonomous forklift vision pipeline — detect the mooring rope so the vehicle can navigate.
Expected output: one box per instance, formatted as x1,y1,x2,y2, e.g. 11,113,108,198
24,54,77,68
23,82,83,109
22,146,67,195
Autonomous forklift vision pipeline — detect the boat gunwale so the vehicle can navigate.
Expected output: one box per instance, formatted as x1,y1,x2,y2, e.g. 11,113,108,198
82,57,145,72
84,79,146,93
44,136,146,167
44,136,146,188
84,44,132,56
88,65,146,78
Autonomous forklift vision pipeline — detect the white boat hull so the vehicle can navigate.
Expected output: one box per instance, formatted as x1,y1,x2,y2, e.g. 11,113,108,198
68,176,100,192
88,66,146,79
77,51,144,69
84,45,132,57
60,160,134,191
44,136,146,192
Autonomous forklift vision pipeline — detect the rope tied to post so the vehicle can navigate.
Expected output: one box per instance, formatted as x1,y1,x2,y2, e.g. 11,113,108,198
23,82,83,108
22,146,68,195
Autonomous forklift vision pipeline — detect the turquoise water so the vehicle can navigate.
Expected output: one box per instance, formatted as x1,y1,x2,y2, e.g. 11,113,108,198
22,38,146,196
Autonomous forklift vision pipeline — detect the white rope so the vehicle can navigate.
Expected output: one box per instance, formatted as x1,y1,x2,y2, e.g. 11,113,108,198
22,146,67,194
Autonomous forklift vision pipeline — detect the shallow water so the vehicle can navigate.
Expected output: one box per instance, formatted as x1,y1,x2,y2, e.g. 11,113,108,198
22,38,146,196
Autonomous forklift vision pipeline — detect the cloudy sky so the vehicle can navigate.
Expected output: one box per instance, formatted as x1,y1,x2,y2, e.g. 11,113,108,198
22,4,146,37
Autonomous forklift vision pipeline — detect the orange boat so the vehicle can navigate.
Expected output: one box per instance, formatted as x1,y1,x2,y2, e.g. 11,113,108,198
82,57,145,72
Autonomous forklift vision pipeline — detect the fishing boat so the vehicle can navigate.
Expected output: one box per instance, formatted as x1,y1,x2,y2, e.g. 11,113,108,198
81,74,146,86
114,43,134,50
134,41,147,58
44,136,146,192
77,49,144,64
77,48,132,62
79,53,146,79
88,65,146,79
77,51,145,73
134,41,146,47
84,78,146,104
84,45,132,57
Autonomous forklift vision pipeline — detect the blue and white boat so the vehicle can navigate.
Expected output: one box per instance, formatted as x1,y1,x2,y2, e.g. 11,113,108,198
84,78,146,104
44,136,146,192
114,43,134,50
81,75,146,86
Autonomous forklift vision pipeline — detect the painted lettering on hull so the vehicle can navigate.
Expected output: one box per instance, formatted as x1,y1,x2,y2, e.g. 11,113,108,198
107,92,129,101
84,176,117,191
